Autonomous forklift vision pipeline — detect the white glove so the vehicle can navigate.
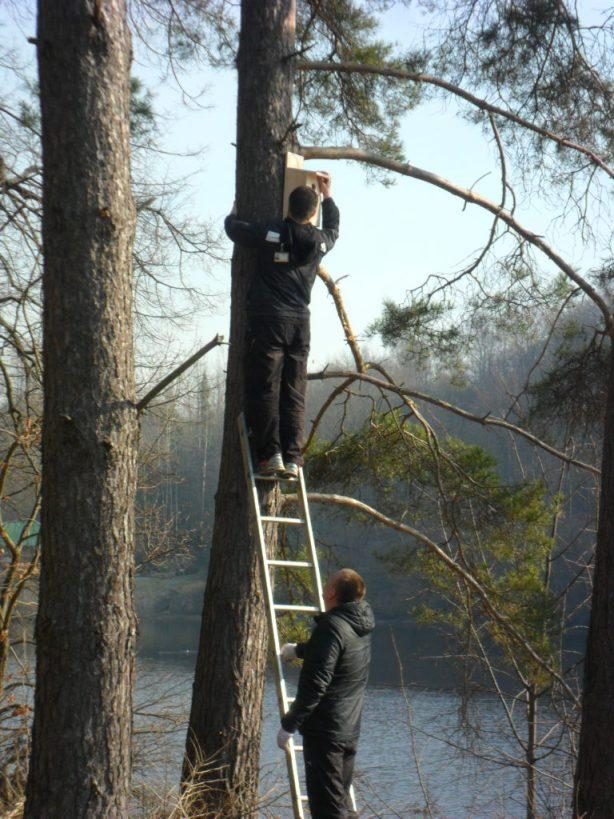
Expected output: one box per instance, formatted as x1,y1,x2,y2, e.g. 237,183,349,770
280,643,298,661
277,727,294,751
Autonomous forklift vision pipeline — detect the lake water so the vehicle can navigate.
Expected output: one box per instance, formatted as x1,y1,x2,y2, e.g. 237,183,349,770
134,652,573,818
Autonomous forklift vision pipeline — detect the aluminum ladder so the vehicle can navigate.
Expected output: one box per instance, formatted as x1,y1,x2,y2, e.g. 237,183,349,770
237,414,357,818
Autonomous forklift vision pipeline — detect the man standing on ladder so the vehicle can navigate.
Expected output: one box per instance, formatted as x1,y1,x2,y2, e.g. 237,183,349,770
224,172,339,478
277,569,374,818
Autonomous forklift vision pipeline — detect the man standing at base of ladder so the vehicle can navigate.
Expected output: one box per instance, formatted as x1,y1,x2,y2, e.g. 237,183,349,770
277,569,375,819
224,172,339,479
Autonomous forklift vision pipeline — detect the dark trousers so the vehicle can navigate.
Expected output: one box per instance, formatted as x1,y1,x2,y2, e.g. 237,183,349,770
245,315,310,465
302,734,359,819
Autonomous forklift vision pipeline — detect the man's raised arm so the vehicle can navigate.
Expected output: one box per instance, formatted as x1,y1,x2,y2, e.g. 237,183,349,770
316,172,339,254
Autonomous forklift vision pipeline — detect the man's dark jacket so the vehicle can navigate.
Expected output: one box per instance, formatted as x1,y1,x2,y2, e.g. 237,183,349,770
281,600,375,743
224,197,340,319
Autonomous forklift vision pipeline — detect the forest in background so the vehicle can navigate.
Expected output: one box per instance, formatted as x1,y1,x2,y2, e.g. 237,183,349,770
0,0,611,816
121,305,599,628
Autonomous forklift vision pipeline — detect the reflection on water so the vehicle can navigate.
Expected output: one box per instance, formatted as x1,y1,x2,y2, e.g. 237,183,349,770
135,652,572,818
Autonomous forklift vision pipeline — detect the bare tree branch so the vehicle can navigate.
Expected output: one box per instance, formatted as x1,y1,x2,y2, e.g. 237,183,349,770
285,490,578,703
316,267,366,372
136,334,225,413
301,145,613,330
308,368,600,476
304,375,357,453
297,60,614,179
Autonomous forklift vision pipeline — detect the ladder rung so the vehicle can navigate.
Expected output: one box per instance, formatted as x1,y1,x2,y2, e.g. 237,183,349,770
267,559,312,568
293,744,303,752
300,795,309,802
274,604,320,613
261,516,304,525
255,473,297,482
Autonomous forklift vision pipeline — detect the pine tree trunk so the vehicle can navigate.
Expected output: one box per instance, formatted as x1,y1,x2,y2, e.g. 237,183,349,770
183,2,295,815
25,1,137,816
575,338,614,817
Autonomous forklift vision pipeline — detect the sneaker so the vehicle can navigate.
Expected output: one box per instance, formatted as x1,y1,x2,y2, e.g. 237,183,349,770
282,461,299,480
255,452,285,477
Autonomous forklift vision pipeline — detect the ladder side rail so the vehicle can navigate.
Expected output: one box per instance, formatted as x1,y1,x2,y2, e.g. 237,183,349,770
237,415,306,819
297,467,325,611
237,419,292,711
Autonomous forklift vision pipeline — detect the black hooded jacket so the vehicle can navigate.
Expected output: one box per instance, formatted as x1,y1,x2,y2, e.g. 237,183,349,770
281,599,375,742
224,197,340,319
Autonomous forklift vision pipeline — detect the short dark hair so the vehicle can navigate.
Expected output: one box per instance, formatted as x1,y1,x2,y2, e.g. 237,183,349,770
288,185,318,222
332,569,366,604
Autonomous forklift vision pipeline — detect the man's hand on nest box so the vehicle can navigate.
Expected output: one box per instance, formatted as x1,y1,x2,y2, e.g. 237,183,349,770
316,172,332,199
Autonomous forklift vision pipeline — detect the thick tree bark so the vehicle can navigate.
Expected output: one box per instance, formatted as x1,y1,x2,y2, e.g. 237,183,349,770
183,2,295,815
575,339,614,818
25,2,137,816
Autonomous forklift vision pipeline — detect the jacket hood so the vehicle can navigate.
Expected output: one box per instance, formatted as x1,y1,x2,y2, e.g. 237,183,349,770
285,219,318,265
328,600,375,637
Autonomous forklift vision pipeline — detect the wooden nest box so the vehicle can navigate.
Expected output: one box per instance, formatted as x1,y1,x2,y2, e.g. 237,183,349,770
283,151,321,226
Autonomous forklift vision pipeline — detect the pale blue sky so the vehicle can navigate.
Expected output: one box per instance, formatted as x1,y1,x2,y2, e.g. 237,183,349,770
4,3,609,369
124,2,607,367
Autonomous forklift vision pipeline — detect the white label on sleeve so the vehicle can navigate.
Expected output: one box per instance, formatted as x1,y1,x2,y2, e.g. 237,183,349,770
320,242,327,252
265,231,281,243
